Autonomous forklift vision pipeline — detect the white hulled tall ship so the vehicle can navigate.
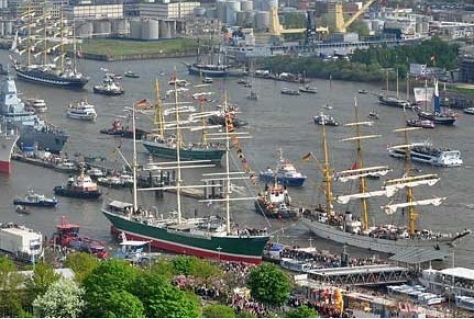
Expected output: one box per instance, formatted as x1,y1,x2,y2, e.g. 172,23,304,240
301,100,471,255
10,6,88,89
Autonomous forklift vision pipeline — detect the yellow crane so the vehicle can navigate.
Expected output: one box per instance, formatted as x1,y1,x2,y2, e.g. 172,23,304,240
334,0,377,33
268,6,307,36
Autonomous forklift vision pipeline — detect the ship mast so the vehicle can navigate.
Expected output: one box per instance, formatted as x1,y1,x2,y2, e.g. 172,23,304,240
321,119,334,216
173,69,183,223
153,79,165,137
131,99,138,211
42,0,47,66
354,102,369,229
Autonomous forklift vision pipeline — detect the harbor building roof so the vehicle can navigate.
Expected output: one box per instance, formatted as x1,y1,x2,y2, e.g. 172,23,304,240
439,267,474,281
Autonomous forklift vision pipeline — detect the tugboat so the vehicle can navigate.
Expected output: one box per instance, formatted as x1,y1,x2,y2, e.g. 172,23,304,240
93,74,124,96
13,190,58,207
53,170,102,199
99,120,149,140
51,216,108,259
254,183,298,219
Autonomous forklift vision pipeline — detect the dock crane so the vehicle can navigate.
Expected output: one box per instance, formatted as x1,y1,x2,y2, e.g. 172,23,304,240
334,0,377,33
268,6,307,36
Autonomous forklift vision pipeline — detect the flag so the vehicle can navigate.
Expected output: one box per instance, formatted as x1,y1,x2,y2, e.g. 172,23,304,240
301,152,312,161
350,161,358,170
134,98,149,109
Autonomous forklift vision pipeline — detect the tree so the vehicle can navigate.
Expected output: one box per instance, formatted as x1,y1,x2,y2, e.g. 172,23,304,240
0,257,24,317
131,272,200,318
101,290,145,318
286,305,319,318
32,278,85,318
246,263,291,307
24,262,60,306
82,259,140,317
171,255,221,279
202,304,236,318
63,252,99,283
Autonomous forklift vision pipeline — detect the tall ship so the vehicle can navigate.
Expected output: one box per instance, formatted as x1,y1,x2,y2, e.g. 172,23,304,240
0,73,68,153
0,124,20,174
10,6,88,89
101,87,270,263
300,102,471,255
185,37,233,78
416,80,457,125
141,79,225,164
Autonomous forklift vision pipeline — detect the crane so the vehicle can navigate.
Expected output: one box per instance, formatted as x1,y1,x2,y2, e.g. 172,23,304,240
334,0,377,33
268,6,306,36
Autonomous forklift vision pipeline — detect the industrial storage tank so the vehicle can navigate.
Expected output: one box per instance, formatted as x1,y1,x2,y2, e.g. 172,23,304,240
93,20,111,37
130,20,142,39
216,0,227,23
253,0,263,11
254,11,270,32
76,21,93,38
226,1,241,25
4,21,12,35
141,19,159,40
111,19,130,36
159,20,171,39
240,0,253,12
193,7,206,17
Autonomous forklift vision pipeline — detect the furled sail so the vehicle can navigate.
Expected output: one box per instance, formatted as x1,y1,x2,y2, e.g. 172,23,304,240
336,189,393,204
381,197,445,215
384,174,439,193
335,166,391,182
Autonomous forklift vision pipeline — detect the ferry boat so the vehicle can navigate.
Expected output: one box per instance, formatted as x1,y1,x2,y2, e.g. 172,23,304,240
53,170,102,199
300,100,471,255
66,100,97,121
13,190,57,207
388,141,463,167
259,149,307,187
101,92,270,264
254,182,298,219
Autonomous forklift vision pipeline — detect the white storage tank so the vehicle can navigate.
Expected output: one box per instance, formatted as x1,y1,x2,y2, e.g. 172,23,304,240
240,0,253,12
216,0,227,23
194,7,206,17
159,20,170,38
253,0,264,11
130,20,142,39
226,1,241,25
93,20,111,37
76,21,93,38
111,19,130,36
141,19,159,40
254,11,270,32
4,21,12,35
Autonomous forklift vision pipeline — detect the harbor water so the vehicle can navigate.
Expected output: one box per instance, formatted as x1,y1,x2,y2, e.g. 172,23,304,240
1,54,473,267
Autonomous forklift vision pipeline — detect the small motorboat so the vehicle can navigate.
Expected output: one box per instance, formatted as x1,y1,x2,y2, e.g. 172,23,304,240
463,107,474,115
368,111,379,120
406,118,435,129
299,86,317,94
281,88,300,96
237,78,249,85
314,113,339,126
202,77,213,84
358,89,368,94
54,160,78,173
87,167,106,179
13,190,58,207
124,70,140,78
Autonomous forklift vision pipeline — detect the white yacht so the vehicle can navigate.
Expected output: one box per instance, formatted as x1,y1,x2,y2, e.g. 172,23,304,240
388,141,463,167
66,101,98,122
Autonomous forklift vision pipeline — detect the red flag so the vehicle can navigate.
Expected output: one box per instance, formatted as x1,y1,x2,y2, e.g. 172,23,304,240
350,161,358,170
135,99,151,110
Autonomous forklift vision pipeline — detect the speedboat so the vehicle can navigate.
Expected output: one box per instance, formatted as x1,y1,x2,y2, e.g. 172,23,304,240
13,190,58,207
299,86,317,94
358,89,368,94
202,77,213,84
368,111,379,120
281,88,300,96
124,70,139,78
407,119,435,129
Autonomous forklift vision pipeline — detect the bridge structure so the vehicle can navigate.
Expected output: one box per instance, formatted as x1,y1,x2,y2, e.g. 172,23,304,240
305,264,411,286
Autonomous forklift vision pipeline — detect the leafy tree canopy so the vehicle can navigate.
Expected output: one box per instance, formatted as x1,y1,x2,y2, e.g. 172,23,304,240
286,305,319,318
32,278,85,318
246,263,292,307
131,272,200,318
100,290,145,318
202,304,236,318
171,256,221,279
63,252,99,283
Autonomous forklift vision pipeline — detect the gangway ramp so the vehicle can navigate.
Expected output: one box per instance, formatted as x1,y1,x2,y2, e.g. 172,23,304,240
307,264,410,286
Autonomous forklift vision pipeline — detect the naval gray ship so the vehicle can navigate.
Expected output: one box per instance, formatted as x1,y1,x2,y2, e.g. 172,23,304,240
0,72,69,153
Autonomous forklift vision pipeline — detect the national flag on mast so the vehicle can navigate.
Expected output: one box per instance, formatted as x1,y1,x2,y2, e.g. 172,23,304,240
350,161,358,170
301,152,312,161
135,98,151,110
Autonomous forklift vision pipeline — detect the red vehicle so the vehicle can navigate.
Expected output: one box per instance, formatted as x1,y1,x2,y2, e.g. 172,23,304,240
51,216,108,259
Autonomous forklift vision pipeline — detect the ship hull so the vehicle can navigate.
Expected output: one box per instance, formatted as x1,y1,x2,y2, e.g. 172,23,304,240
254,201,298,219
187,65,229,78
13,200,57,207
142,141,225,164
99,128,149,140
378,96,411,109
417,112,456,125
53,186,102,199
104,212,270,264
15,68,88,90
258,173,306,187
93,87,124,96
0,134,20,174
67,112,97,121
18,126,68,154
300,217,465,255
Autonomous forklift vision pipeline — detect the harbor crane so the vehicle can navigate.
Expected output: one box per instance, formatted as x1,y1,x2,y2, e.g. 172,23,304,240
268,6,307,36
334,0,378,33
